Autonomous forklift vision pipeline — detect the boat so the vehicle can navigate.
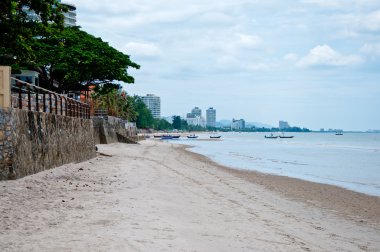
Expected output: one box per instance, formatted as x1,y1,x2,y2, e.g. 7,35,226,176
279,133,294,138
161,135,174,140
210,135,221,139
171,135,181,139
187,134,198,139
265,133,278,139
153,134,163,138
335,133,343,135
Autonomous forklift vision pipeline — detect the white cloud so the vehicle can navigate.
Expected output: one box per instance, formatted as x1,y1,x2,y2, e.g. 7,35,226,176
124,42,161,58
360,43,380,56
236,33,262,48
296,45,362,67
361,10,380,31
284,53,299,62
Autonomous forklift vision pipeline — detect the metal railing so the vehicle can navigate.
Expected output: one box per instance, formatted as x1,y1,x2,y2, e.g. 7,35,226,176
11,77,90,119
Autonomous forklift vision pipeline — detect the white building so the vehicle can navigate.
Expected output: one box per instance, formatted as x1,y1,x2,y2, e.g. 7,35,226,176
60,1,77,27
231,118,245,130
279,120,290,130
186,116,206,127
206,107,216,128
191,107,202,117
140,94,161,119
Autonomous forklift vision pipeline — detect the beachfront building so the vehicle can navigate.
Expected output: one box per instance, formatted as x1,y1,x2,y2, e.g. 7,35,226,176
231,118,245,130
191,107,202,117
206,107,216,128
279,120,290,130
140,94,161,119
186,116,206,127
59,1,77,27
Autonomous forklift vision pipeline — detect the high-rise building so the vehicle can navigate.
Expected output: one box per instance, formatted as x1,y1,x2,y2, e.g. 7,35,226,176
140,94,161,119
279,120,290,130
59,1,77,27
206,107,216,128
231,118,245,130
191,107,202,117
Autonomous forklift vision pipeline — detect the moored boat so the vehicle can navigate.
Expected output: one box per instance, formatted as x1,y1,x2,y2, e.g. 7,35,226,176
210,135,221,139
187,134,198,139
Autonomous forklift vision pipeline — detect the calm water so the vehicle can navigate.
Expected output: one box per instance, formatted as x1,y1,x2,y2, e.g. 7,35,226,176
173,132,380,196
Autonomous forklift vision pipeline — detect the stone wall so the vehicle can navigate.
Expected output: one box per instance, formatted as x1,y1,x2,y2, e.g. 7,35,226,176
0,109,96,180
93,116,138,144
0,108,14,179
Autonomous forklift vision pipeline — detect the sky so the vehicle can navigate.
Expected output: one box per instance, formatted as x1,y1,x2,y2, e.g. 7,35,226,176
71,0,380,131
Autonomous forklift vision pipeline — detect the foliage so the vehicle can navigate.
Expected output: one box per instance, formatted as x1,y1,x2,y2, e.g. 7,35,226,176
153,119,173,131
92,84,137,121
172,115,182,130
0,0,65,70
31,26,140,92
132,96,154,129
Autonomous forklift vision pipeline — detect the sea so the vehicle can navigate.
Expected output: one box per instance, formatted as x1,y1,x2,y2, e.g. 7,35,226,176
172,132,380,197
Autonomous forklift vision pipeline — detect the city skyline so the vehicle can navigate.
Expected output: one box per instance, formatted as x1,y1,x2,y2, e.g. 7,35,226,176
72,0,380,131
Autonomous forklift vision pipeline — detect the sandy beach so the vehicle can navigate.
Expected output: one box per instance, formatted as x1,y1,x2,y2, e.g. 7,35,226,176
0,140,379,251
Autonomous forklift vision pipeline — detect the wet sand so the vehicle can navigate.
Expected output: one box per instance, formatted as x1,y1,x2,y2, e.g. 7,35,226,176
0,140,379,251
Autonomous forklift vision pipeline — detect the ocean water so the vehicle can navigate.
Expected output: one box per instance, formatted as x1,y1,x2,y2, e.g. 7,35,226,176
172,132,380,197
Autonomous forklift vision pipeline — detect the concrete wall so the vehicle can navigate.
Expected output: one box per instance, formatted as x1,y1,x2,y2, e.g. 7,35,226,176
93,116,137,144
0,109,96,180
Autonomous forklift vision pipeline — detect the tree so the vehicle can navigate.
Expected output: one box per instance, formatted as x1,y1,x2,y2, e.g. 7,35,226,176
31,26,140,92
0,0,65,70
172,116,182,130
133,96,154,129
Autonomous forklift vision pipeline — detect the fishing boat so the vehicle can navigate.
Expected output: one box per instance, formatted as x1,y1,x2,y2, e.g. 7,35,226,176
279,133,294,138
187,134,198,139
161,135,174,140
210,135,221,139
171,135,181,139
265,133,278,139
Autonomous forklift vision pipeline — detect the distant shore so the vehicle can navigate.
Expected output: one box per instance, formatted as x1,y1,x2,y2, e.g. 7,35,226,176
0,141,379,251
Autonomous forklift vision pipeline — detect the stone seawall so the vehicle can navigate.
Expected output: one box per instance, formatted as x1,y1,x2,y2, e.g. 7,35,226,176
93,116,137,144
0,109,95,180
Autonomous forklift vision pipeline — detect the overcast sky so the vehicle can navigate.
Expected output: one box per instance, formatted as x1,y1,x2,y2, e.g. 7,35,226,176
71,0,380,131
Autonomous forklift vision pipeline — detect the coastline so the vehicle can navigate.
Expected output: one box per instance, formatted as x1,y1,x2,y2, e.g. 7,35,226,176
179,144,380,226
0,140,379,251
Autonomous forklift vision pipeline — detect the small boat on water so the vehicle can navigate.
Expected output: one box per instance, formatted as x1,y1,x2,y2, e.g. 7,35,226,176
153,134,163,138
210,135,221,139
187,134,198,139
335,133,343,135
171,135,181,139
265,133,278,139
161,135,174,140
279,133,294,138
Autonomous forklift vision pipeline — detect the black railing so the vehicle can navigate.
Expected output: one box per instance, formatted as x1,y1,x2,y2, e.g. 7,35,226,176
10,78,90,119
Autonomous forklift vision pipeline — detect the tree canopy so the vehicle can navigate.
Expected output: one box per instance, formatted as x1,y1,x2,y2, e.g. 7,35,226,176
31,26,140,92
0,0,65,69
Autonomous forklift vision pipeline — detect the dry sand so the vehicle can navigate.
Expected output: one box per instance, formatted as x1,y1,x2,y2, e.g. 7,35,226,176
0,140,379,251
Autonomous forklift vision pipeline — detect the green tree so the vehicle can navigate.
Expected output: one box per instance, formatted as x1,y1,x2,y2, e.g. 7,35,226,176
0,0,65,70
172,115,182,130
31,26,140,92
133,96,154,129
153,119,173,131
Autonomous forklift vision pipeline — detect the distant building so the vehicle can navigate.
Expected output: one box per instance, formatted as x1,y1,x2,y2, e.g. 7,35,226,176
60,1,77,27
140,94,161,119
191,107,202,117
186,116,206,127
206,107,216,128
231,118,245,130
279,120,290,130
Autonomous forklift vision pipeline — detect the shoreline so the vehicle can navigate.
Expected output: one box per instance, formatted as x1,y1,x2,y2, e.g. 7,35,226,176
1,141,379,251
177,143,380,226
